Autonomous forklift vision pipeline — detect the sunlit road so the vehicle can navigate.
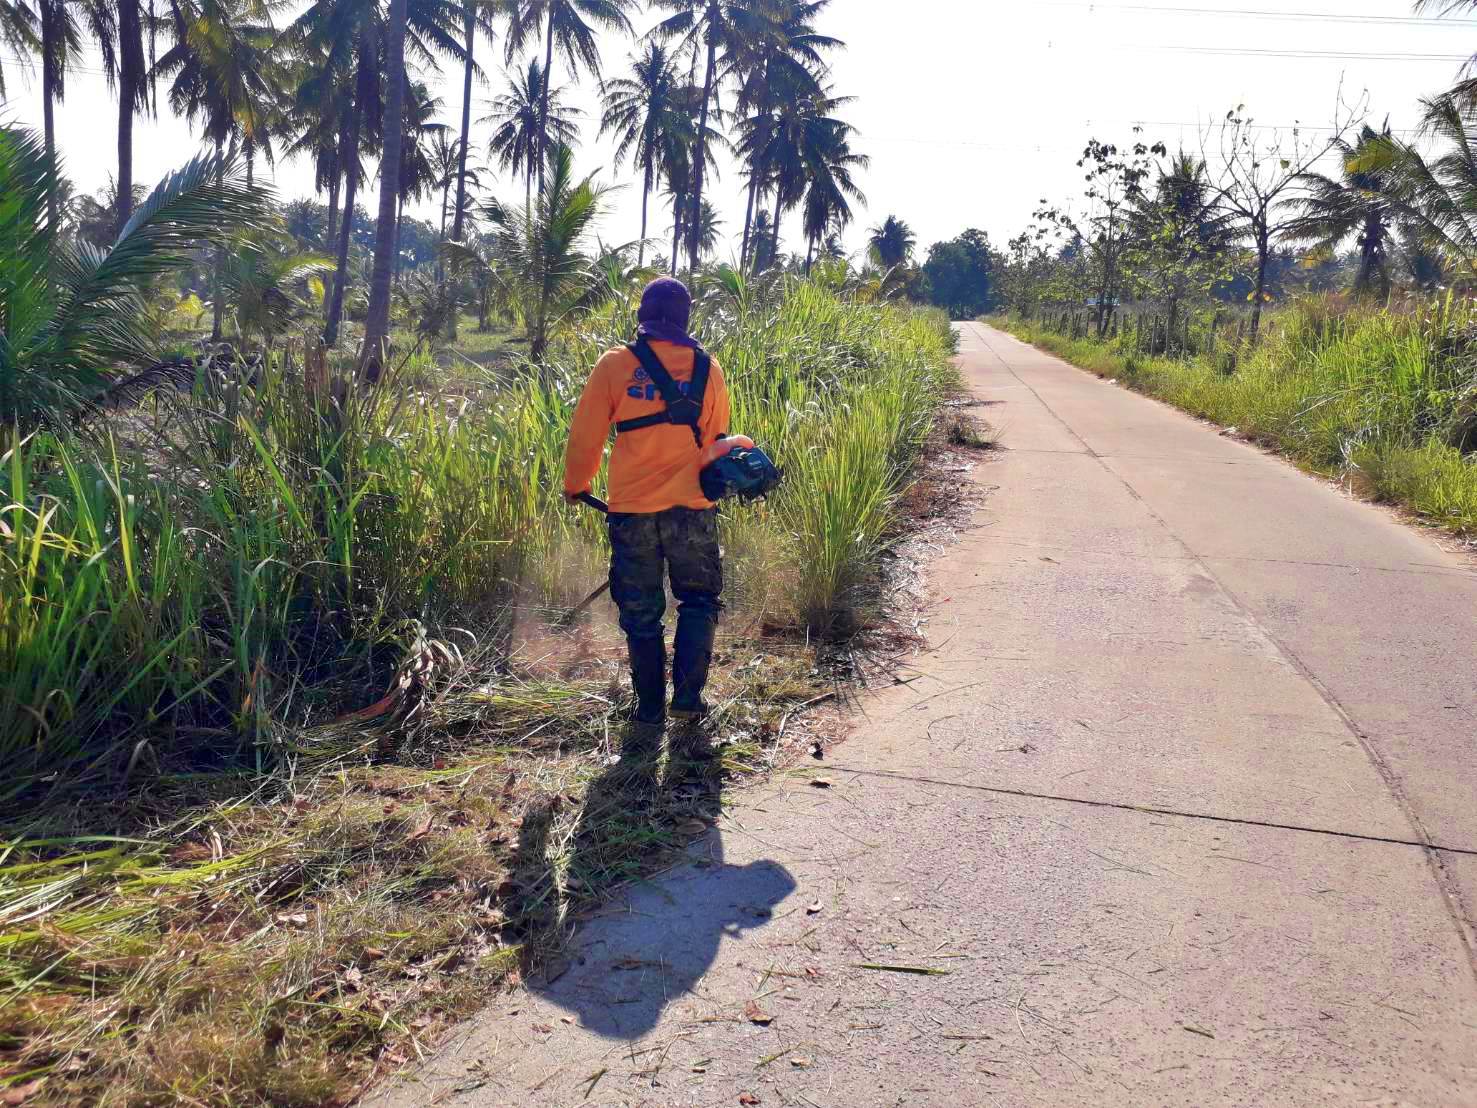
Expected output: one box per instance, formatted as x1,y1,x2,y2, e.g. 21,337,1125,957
371,322,1477,1107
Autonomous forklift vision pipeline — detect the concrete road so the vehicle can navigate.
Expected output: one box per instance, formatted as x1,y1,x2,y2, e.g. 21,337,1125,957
371,323,1477,1107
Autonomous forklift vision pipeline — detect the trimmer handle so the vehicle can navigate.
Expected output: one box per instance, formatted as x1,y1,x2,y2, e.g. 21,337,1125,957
575,491,609,514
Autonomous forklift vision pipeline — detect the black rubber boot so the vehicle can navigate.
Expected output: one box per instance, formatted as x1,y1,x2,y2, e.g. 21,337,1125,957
670,613,716,719
627,637,667,727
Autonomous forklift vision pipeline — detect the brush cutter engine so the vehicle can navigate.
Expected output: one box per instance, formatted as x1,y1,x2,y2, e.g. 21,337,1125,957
699,436,783,504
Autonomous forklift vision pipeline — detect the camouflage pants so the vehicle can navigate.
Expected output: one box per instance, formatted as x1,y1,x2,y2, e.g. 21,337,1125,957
607,507,723,643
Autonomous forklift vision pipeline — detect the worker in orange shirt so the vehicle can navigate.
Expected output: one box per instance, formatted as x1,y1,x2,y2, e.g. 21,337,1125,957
563,278,730,728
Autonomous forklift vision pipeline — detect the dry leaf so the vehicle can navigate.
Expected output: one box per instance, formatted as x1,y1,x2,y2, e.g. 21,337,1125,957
407,814,434,842
809,777,832,789
275,911,309,926
531,1023,553,1034
739,1093,761,1106
676,818,709,836
343,966,364,989
362,946,387,962
743,1000,773,1025
3,1079,45,1106
810,741,824,760
790,1057,811,1068
806,900,823,914
169,841,213,864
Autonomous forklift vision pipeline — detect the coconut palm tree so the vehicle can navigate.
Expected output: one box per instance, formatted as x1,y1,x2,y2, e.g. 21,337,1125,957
650,0,768,271
1359,95,1477,278
730,0,838,269
154,0,284,171
283,72,353,251
362,0,413,374
748,207,776,270
290,0,469,349
154,0,285,338
1415,1,1477,107
393,82,448,280
799,122,866,269
482,59,580,211
429,131,481,247
504,0,634,193
867,215,915,269
31,0,112,228
1284,125,1399,299
660,144,691,275
221,244,337,349
480,142,611,361
440,232,510,330
0,0,35,99
692,198,723,259
103,0,150,233
760,91,856,273
600,42,690,265
0,127,273,429
451,0,503,245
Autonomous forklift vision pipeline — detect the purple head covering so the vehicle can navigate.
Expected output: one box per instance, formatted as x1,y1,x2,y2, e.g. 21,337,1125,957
635,277,699,348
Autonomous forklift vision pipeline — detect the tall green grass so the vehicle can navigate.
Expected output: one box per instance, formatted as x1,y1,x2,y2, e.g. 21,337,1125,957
1,279,955,808
999,296,1477,535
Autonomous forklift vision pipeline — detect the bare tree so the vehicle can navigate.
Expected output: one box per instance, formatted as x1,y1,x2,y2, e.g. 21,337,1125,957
1036,133,1163,338
1204,93,1365,341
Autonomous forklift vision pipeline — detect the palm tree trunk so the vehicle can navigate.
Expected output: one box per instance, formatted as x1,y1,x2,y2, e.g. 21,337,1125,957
363,0,410,380
688,26,717,272
536,14,554,194
740,171,758,271
638,160,651,267
40,0,58,229
116,0,143,235
805,235,814,274
437,181,450,283
769,196,782,270
212,140,226,343
671,200,682,276
326,170,341,252
325,77,365,347
447,0,477,341
394,194,405,285
453,1,475,240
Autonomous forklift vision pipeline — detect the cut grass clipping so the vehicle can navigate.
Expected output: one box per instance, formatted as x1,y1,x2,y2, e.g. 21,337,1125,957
1,277,957,1105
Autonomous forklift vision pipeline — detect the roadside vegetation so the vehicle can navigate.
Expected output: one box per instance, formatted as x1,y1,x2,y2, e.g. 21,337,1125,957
1002,300,1477,535
986,2,1477,540
0,0,969,1100
0,251,953,1103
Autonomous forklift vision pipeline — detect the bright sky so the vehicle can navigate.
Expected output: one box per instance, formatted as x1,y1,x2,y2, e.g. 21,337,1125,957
2,0,1473,261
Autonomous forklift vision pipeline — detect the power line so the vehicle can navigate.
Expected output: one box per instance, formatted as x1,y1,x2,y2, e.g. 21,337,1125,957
1106,119,1428,136
1039,1,1477,28
1134,45,1471,61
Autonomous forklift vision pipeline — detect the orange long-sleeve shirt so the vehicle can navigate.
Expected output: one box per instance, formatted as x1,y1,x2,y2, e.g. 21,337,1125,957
562,341,731,514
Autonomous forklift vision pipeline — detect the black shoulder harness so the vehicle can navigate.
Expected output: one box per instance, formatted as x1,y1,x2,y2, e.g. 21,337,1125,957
614,337,711,448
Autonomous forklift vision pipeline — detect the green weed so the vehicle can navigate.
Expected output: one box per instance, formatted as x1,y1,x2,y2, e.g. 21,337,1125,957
1001,297,1477,537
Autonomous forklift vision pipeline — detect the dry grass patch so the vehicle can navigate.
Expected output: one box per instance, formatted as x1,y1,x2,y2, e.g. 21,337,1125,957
0,636,827,1107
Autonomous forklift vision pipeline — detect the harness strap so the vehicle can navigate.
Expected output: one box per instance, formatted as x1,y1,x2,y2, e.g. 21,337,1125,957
614,338,711,448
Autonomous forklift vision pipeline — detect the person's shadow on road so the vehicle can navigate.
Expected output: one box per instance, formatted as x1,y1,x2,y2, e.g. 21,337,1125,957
505,723,796,1039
